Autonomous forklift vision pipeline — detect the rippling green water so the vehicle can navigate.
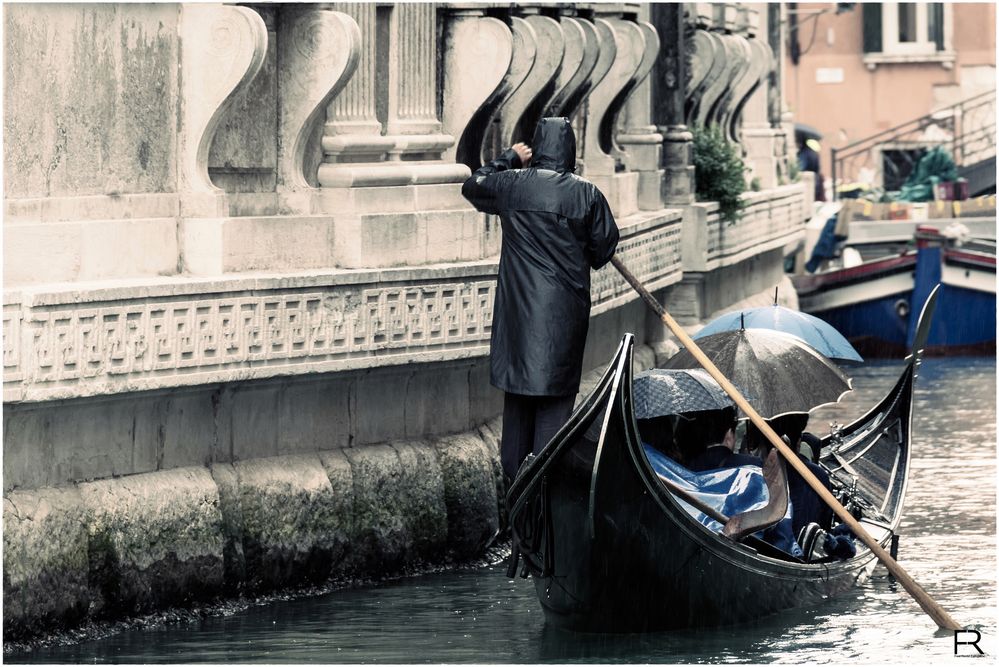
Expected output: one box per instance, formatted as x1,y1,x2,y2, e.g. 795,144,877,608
10,357,996,664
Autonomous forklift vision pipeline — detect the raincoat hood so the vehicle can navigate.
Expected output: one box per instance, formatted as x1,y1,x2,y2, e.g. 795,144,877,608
531,117,576,173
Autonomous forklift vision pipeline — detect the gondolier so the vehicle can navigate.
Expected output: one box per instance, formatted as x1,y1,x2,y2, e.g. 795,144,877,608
462,117,619,479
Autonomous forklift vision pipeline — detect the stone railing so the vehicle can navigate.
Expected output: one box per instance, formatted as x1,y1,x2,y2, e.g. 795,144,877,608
682,183,806,274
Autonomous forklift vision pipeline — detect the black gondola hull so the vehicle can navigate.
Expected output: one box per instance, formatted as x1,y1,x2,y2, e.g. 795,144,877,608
509,334,914,633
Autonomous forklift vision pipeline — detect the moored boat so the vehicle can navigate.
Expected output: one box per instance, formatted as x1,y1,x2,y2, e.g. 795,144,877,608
794,224,995,356
506,329,921,632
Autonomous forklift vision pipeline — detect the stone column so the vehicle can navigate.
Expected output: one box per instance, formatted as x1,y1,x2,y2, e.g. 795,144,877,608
314,4,510,267
651,3,694,205
385,4,440,137
767,3,792,182
324,3,381,138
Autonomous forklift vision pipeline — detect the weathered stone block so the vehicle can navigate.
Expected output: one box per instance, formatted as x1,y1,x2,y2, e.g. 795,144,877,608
390,441,448,563
412,183,471,211
4,4,180,199
158,390,216,471
468,360,503,429
317,448,355,577
404,363,469,439
232,454,344,591
475,419,507,527
221,216,336,272
3,397,146,491
5,218,179,286
277,376,352,455
230,383,280,461
3,487,91,640
209,463,246,591
354,370,408,445
78,467,224,617
433,434,499,560
638,169,665,211
343,445,410,571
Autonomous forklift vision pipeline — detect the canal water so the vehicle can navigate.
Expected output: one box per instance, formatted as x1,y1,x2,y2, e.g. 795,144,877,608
9,356,996,664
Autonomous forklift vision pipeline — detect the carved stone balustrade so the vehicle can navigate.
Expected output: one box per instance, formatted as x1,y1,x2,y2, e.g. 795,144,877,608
680,3,782,189
614,9,663,212
185,6,367,276
681,183,806,274
496,10,564,149
578,8,648,218
179,4,269,219
309,3,483,269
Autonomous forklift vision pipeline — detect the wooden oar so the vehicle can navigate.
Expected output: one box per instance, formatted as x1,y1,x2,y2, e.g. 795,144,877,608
611,255,961,631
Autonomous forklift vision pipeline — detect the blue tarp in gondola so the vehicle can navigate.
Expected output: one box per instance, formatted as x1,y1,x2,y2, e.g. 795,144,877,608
643,444,803,557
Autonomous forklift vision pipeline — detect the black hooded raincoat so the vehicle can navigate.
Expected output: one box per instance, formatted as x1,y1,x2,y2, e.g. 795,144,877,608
461,118,620,397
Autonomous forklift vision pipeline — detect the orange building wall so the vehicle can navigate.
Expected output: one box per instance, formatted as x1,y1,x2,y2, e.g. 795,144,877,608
784,3,996,179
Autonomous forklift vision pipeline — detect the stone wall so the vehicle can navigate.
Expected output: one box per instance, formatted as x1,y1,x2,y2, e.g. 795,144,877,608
3,0,809,642
4,4,180,200
4,341,658,641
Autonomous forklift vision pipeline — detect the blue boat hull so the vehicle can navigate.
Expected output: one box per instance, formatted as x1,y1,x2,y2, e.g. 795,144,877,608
796,235,996,356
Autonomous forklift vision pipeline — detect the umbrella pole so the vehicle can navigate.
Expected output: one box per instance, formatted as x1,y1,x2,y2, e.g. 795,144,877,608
610,256,962,632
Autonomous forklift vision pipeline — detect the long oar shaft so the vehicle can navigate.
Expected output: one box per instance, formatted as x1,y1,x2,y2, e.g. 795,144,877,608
611,256,961,631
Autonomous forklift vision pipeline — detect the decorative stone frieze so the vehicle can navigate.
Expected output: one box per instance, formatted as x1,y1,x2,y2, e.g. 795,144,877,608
590,211,684,315
179,5,268,217
3,209,690,404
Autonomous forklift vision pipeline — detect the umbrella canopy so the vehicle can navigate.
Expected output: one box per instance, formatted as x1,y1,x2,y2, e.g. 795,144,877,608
694,305,864,364
794,122,823,142
633,368,737,419
663,329,852,419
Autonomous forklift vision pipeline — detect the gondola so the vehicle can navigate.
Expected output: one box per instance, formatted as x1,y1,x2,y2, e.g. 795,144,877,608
506,323,925,632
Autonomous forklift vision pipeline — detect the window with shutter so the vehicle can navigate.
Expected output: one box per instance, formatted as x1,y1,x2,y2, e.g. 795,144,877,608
862,3,882,53
862,2,954,69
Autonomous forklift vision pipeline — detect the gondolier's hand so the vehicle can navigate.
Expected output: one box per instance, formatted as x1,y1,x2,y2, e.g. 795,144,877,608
512,142,532,167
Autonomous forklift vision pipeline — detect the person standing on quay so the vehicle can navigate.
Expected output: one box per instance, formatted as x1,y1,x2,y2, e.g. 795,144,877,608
462,117,620,480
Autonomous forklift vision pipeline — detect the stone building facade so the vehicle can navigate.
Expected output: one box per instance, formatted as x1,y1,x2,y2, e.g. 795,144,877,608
3,2,810,639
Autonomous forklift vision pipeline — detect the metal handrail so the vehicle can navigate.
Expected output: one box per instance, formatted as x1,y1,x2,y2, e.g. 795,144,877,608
835,90,993,155
831,90,996,200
